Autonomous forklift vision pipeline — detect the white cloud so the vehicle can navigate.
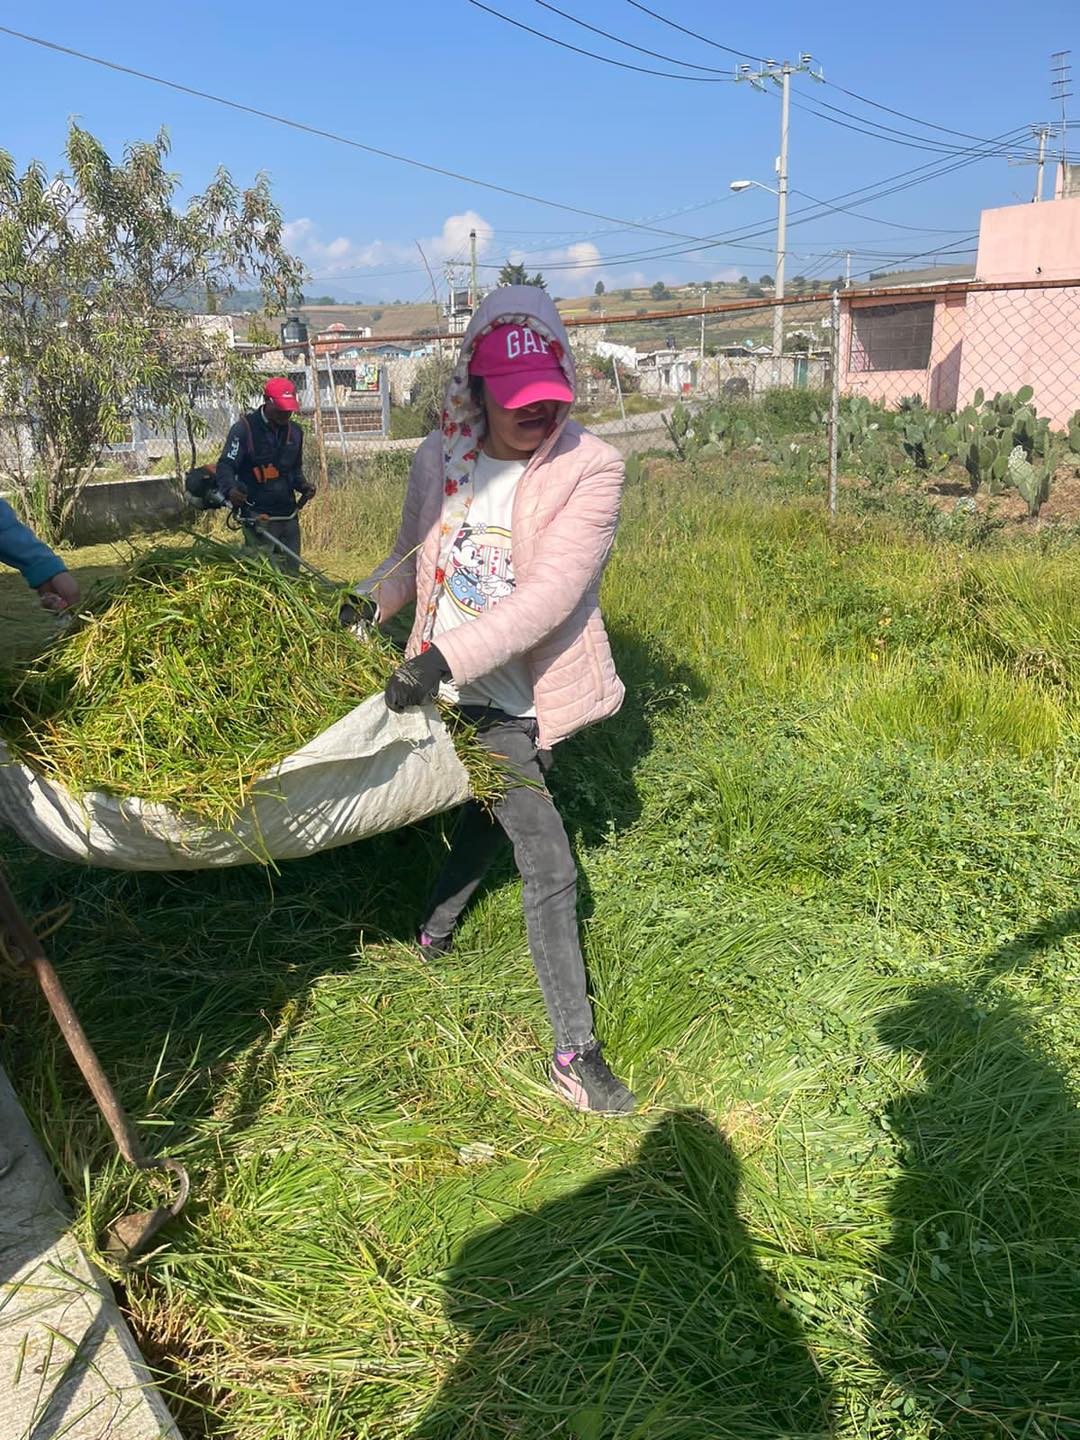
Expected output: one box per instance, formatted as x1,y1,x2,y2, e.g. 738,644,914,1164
498,239,607,291
431,211,494,262
282,210,496,283
284,213,754,302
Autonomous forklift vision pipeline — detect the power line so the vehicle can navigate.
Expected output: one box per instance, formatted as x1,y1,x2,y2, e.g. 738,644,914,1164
549,143,999,265
528,0,1041,165
789,191,974,233
825,78,1029,148
530,0,733,74
621,0,766,64
788,92,1040,159
468,130,1024,274
625,0,1045,159
468,1,734,81
0,20,1007,281
848,235,980,281
306,235,979,285
9,19,1006,293
0,23,722,242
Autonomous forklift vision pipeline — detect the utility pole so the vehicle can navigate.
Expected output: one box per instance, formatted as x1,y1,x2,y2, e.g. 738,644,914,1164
828,288,840,516
736,54,823,377
1035,124,1049,201
844,251,852,289
469,228,479,309
700,287,706,361
1008,122,1055,202
774,62,790,368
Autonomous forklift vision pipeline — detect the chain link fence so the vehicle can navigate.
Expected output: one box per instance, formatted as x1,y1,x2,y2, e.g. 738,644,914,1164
566,282,1080,517
7,282,1079,542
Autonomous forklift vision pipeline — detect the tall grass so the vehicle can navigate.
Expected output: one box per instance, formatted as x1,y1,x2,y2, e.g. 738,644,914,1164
3,462,1080,1437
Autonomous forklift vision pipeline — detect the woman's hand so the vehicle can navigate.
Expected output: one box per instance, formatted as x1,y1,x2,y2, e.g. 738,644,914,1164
385,646,450,711
37,571,80,612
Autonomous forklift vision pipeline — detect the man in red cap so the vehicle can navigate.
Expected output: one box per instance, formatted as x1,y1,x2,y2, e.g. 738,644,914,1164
215,376,315,573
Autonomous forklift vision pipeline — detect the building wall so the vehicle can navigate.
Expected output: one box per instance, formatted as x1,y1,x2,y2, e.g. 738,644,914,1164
976,194,1080,282
838,292,956,408
955,286,1080,428
960,195,1080,427
698,353,828,400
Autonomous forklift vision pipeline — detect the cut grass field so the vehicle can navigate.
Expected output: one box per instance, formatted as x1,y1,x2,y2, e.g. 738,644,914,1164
3,461,1080,1437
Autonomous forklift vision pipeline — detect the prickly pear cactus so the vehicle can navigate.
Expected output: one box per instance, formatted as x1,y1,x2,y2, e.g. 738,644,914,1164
1007,443,1052,516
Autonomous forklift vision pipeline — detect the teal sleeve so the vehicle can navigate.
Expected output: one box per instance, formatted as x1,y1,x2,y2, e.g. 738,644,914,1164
0,499,66,589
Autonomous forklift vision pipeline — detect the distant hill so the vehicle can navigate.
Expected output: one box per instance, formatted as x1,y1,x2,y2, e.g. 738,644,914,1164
858,262,975,288
231,301,442,341
224,264,977,352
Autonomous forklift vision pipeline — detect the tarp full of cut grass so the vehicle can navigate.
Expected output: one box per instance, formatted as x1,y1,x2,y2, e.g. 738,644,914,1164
0,542,475,869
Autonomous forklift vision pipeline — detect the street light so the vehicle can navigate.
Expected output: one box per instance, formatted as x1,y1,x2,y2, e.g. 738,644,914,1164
730,178,786,363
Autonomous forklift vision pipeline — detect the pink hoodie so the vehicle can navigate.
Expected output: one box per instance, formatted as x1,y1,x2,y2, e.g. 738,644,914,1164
364,286,625,749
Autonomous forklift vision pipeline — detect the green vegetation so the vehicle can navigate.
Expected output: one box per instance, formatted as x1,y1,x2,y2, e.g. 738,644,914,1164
0,123,302,541
669,388,1080,521
0,538,498,827
3,462,1080,1436
497,262,546,289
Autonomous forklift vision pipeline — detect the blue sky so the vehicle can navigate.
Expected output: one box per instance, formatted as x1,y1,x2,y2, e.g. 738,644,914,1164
0,2,1075,300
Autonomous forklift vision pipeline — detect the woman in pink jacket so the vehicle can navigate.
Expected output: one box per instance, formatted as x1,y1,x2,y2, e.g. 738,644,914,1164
361,286,635,1116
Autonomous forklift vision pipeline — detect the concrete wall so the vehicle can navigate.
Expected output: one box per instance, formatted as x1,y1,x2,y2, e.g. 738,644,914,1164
68,476,189,545
5,407,670,550
955,286,1080,429
698,353,828,401
839,292,965,411
839,284,1080,428
976,194,1080,282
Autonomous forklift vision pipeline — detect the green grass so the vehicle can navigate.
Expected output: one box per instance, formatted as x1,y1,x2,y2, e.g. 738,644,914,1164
575,395,671,426
4,463,1080,1437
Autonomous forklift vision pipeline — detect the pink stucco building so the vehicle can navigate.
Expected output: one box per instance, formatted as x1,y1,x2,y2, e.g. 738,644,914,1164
838,167,1080,428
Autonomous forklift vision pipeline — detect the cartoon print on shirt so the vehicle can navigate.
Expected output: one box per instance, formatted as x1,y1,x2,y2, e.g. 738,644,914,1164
445,523,515,614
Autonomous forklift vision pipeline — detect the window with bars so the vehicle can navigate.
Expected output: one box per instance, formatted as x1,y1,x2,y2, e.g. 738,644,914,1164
849,302,935,372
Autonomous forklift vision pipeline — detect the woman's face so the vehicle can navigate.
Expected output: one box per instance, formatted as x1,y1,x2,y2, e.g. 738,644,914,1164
482,388,560,461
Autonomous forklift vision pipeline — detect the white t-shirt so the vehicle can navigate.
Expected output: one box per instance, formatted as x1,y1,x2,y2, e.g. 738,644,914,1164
432,450,536,717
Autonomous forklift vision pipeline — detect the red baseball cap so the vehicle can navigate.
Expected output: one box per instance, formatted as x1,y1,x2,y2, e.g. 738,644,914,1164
469,323,574,409
263,377,300,412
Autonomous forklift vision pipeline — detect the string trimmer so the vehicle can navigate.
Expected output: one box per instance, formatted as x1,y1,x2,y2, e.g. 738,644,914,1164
184,466,369,627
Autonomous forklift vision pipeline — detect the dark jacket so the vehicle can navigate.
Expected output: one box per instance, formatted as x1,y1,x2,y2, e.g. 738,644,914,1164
215,407,312,518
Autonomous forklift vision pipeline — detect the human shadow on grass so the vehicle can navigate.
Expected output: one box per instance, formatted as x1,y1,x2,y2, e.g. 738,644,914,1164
0,813,448,1175
872,919,1080,1435
413,1109,834,1440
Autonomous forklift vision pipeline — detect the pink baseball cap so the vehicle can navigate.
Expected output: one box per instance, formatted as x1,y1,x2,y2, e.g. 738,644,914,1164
469,323,574,409
264,377,300,412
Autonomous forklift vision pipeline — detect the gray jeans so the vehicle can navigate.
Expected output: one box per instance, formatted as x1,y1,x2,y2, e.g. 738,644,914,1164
242,514,302,575
424,709,595,1053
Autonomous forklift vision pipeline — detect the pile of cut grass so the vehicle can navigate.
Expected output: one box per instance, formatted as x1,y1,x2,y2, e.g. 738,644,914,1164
0,538,499,828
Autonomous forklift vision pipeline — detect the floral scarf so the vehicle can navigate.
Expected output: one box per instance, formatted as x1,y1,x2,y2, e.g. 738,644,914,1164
418,312,573,652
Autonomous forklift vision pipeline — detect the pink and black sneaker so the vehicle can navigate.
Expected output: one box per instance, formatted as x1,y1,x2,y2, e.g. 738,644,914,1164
418,930,453,958
551,1044,636,1115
